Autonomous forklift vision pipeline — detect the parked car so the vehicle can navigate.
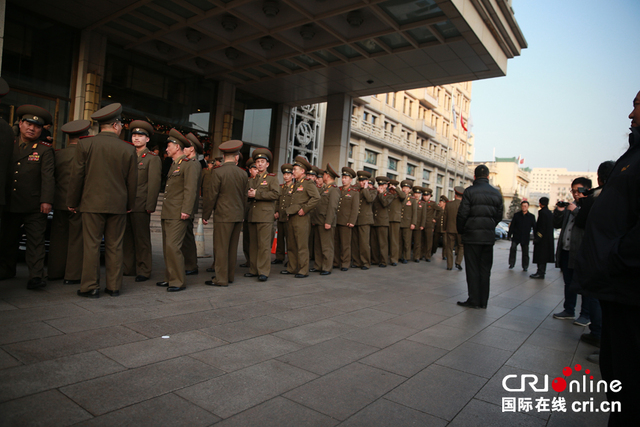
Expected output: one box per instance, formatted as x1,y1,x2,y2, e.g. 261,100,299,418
495,220,510,240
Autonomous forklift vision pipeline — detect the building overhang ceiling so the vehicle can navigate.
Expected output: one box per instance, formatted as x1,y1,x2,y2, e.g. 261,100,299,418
13,0,526,106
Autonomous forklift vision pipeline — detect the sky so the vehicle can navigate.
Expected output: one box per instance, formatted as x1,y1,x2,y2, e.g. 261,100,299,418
470,0,640,172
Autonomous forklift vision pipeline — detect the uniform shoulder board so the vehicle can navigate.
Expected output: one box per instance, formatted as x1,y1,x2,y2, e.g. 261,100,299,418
125,140,135,146
79,135,93,140
55,148,61,152
214,165,222,169
331,184,337,188
39,140,52,147
149,151,157,156
268,173,276,176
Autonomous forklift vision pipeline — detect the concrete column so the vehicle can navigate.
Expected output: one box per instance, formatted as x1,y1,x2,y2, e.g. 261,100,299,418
71,30,107,121
212,81,235,155
322,93,352,168
272,103,291,178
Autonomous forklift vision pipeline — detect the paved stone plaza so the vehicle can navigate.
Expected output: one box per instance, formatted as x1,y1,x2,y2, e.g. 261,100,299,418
0,237,609,426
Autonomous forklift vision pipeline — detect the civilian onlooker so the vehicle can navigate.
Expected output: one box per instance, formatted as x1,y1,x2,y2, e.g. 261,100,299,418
456,165,503,309
530,197,554,279
507,200,536,271
574,90,640,427
551,177,596,327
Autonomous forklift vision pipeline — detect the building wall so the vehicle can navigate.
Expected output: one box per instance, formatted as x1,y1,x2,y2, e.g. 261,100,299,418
473,158,531,219
532,168,597,202
347,83,474,200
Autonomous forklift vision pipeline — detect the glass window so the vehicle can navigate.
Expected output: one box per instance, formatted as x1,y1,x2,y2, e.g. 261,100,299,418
387,172,397,180
423,169,430,180
364,166,376,175
449,178,454,188
437,174,444,185
348,144,354,159
388,158,398,171
365,149,378,165
407,164,416,176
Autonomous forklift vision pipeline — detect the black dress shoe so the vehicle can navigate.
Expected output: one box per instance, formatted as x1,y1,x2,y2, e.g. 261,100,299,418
104,288,120,297
529,273,545,279
523,268,528,272
63,279,81,285
379,263,387,268
77,289,99,298
508,265,514,269
156,281,169,287
244,273,257,277
320,271,331,275
456,264,463,270
295,274,308,278
280,270,292,275
239,263,248,268
185,269,198,275
204,280,227,287
414,259,420,263
206,267,215,273
340,267,348,271
391,262,398,266
361,266,369,270
350,264,358,268
399,258,405,263
135,275,149,282
309,268,318,272
271,259,283,264
401,260,408,264
27,278,46,289
446,267,452,271
457,300,479,308
425,258,431,262
167,286,186,292
258,275,268,282
479,305,487,309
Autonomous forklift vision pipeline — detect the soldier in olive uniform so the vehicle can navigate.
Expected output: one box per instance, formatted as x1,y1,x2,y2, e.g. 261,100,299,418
310,163,340,275
444,186,465,270
0,78,15,212
68,103,138,298
432,195,448,259
48,120,91,284
421,188,438,262
0,105,55,289
280,156,320,278
371,176,394,267
411,187,425,262
202,159,216,272
399,180,417,263
155,129,200,292
387,179,406,266
122,120,162,282
245,148,280,282
307,165,323,263
273,163,293,264
240,157,257,268
351,171,376,270
181,132,204,276
203,140,248,287
333,167,359,271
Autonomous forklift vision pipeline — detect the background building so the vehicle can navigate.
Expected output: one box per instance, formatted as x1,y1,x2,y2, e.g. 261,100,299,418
531,168,597,204
473,157,530,218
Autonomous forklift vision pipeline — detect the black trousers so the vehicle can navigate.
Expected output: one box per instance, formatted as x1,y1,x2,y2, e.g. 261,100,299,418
508,240,529,269
463,244,493,306
600,300,640,426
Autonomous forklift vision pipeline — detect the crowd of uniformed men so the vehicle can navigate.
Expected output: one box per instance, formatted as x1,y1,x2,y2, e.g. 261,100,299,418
0,90,467,298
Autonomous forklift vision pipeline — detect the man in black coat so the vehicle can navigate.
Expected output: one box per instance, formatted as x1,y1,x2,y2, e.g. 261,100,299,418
530,197,555,279
508,200,536,271
456,165,503,309
574,91,640,427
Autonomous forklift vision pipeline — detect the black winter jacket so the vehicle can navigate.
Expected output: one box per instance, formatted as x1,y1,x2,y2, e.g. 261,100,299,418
457,177,504,245
508,210,536,244
575,127,640,305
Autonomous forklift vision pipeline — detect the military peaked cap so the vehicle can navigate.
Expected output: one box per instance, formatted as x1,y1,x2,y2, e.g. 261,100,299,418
130,120,154,137
167,128,189,149
281,163,293,174
91,103,122,124
16,105,52,126
293,156,312,172
356,170,371,181
325,163,339,179
186,132,203,154
252,148,272,163
61,120,91,136
219,140,243,153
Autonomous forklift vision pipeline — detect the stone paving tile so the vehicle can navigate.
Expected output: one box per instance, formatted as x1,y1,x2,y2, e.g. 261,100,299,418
525,326,583,354
124,310,229,338
406,323,476,351
469,325,531,352
0,351,125,402
45,306,164,334
191,335,304,372
418,301,467,317
0,300,17,311
215,397,338,427
319,298,381,313
0,350,21,371
329,308,398,327
176,360,317,419
4,326,147,364
99,330,227,368
435,341,513,379
268,293,337,309
200,315,296,343
385,364,487,421
277,337,378,375
213,302,289,322
270,305,346,325
385,310,448,330
74,393,220,427
143,298,214,316
509,303,554,320
342,321,419,348
491,314,543,334
60,356,222,416
359,339,448,377
284,362,405,421
340,398,447,427
449,398,546,427
438,310,498,333
506,343,575,376
0,303,91,325
0,389,92,427
487,295,526,309
273,319,356,346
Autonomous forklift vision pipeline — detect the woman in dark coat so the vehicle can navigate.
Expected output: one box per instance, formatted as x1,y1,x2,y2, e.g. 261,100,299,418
530,197,555,278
